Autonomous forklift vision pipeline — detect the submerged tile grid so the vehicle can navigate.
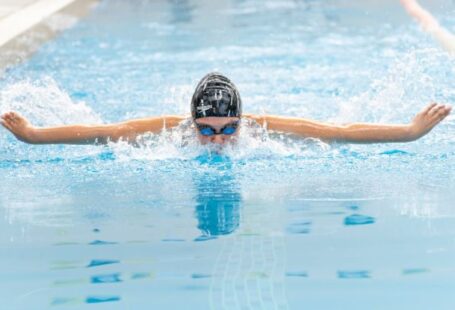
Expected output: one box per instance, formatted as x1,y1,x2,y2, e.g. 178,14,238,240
209,208,289,310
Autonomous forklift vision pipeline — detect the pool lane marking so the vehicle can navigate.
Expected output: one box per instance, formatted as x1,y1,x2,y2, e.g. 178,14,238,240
209,219,289,309
0,0,78,47
401,0,455,55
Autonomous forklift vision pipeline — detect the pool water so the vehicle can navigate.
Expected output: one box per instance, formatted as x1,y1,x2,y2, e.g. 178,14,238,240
1,0,454,309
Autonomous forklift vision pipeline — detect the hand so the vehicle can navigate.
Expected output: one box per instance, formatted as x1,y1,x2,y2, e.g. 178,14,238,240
1,111,36,143
409,102,451,139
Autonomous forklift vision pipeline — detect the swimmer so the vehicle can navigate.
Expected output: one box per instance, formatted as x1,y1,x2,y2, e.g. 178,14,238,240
0,72,452,146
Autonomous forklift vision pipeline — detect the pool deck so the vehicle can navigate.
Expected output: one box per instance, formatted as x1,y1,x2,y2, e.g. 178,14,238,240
0,0,98,75
0,0,36,19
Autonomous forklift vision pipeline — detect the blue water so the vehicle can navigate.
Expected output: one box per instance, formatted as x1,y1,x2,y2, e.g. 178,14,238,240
1,0,455,309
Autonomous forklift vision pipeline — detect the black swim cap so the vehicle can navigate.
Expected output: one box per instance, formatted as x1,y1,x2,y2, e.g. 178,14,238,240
191,72,242,119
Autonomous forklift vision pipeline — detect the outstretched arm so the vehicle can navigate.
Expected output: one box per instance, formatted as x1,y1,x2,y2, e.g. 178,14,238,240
246,103,451,143
0,112,186,144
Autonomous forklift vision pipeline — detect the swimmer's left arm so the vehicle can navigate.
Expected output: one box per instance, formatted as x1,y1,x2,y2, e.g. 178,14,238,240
245,103,451,143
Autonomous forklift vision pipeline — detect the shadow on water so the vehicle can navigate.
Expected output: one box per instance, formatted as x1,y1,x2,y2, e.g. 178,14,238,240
192,156,242,239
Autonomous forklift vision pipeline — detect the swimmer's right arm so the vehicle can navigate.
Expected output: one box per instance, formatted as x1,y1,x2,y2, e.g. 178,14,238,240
0,112,186,144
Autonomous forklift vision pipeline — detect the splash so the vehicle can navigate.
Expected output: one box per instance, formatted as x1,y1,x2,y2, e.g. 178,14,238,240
0,77,102,126
0,77,105,161
108,118,331,163
335,48,455,125
0,76,333,164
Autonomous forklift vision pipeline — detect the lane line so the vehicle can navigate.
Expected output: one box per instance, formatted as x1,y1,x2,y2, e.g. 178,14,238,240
401,0,455,55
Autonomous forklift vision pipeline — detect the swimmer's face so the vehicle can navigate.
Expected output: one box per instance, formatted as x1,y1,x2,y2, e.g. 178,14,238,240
194,117,240,145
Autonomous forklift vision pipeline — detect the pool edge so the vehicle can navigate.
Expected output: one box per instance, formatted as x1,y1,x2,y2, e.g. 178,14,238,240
0,0,100,76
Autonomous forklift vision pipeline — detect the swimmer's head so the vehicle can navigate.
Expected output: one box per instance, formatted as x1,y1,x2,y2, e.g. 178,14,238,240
191,72,242,120
191,73,242,146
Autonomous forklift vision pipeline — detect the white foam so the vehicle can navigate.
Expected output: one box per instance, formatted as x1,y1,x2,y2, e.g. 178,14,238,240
334,48,454,124
106,118,331,163
0,76,102,126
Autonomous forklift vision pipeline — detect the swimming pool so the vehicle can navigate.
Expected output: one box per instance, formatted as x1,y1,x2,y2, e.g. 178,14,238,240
1,0,454,309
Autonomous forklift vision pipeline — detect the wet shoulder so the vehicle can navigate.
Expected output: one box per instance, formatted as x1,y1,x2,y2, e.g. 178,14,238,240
165,115,190,128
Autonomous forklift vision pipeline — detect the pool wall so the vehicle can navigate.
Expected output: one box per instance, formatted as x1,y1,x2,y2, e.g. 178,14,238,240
0,0,99,75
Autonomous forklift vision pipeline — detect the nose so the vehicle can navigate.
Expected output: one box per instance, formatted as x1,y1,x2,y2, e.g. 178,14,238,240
210,134,225,144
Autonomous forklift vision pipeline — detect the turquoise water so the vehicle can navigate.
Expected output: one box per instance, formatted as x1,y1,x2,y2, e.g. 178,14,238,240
1,0,454,309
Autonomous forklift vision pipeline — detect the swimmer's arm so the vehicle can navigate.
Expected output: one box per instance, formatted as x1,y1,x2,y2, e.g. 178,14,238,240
0,112,186,144
245,103,451,143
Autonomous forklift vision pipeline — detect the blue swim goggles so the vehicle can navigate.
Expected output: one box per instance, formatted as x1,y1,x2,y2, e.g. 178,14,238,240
195,121,239,136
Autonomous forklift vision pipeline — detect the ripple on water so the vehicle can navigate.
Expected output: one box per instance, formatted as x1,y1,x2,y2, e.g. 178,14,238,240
86,259,120,268
344,214,376,226
90,273,122,284
337,270,371,279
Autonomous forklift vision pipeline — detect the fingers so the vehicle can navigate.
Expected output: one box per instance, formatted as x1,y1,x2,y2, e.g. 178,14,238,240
426,103,447,116
421,102,437,115
2,113,15,125
1,111,22,125
429,104,451,124
1,111,20,127
8,111,19,121
2,112,14,121
1,113,11,124
413,103,451,136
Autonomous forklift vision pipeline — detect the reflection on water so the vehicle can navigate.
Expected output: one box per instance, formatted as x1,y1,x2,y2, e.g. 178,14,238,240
4,191,450,309
88,239,118,245
52,296,121,306
337,270,371,279
402,268,430,275
193,161,242,237
344,213,376,226
286,220,312,234
90,273,122,284
87,259,120,268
